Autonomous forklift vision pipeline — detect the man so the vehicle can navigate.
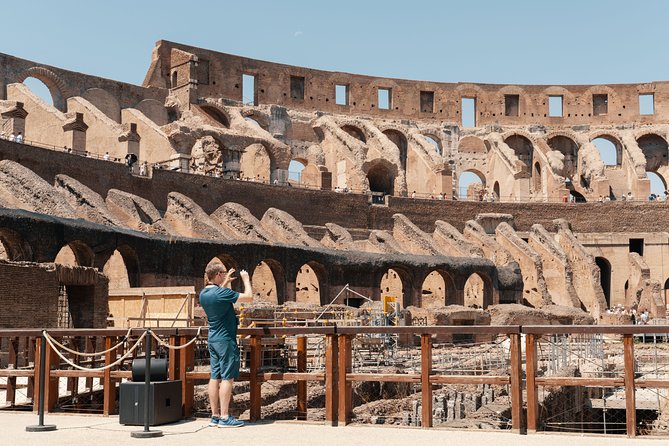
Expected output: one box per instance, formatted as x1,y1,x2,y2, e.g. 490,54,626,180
199,263,253,427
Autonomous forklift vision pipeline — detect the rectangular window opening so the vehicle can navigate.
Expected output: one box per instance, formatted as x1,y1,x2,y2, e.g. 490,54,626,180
378,88,391,110
335,84,349,105
593,94,608,116
290,75,305,100
242,74,256,105
548,95,563,117
504,95,519,117
420,91,434,113
639,93,654,115
629,238,644,256
461,97,476,128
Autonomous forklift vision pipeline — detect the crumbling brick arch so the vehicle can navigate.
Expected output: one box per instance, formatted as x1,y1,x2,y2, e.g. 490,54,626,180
458,135,487,154
456,168,486,199
378,266,412,308
241,110,270,131
54,240,94,267
503,131,536,171
363,158,398,195
100,245,141,289
0,228,33,261
16,66,73,112
294,260,327,305
546,134,580,179
240,143,272,183
381,129,408,170
589,132,623,166
198,104,231,128
419,133,442,155
340,124,367,143
419,269,458,307
251,258,285,304
463,272,494,309
635,132,669,173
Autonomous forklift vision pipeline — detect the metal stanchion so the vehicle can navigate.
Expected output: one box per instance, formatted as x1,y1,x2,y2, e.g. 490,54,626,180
131,329,162,438
26,334,57,432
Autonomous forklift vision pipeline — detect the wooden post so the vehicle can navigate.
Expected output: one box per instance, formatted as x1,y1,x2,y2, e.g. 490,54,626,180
296,336,307,421
623,334,636,437
509,332,523,433
85,337,94,392
27,337,35,400
325,334,338,426
103,336,118,415
421,334,432,428
249,335,262,421
32,338,41,412
44,337,59,412
338,334,352,425
7,337,18,405
179,335,195,417
525,334,538,433
168,335,179,381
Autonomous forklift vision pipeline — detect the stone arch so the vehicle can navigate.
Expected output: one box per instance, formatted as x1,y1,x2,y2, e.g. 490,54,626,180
493,181,501,200
16,66,73,112
420,269,457,307
240,143,271,183
590,133,623,166
295,261,327,305
252,259,285,304
533,161,542,194
54,240,94,267
135,99,169,126
458,136,487,154
0,228,33,261
81,87,121,122
457,169,486,200
421,134,442,155
171,71,178,88
365,159,396,195
547,135,579,179
464,272,493,308
382,129,408,170
199,104,231,128
241,110,271,131
636,133,669,172
103,246,140,289
379,267,412,308
664,277,669,308
341,124,366,143
504,133,534,171
595,257,611,308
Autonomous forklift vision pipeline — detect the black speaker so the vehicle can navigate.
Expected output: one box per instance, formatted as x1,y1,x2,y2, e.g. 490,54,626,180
119,380,182,426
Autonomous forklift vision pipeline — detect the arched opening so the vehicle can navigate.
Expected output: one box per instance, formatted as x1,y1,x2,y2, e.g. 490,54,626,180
457,170,485,200
646,171,667,198
240,143,271,183
493,182,500,201
382,129,408,171
421,271,447,308
295,262,325,305
547,136,579,179
103,250,130,289
23,76,56,108
244,116,265,130
54,241,94,267
379,268,407,308
570,190,586,203
504,134,534,171
533,162,542,194
367,162,394,196
637,134,669,172
288,159,306,185
171,71,178,88
341,125,366,143
592,136,622,166
199,105,230,128
251,259,284,304
0,228,32,261
464,273,486,308
422,135,442,155
664,278,669,307
595,257,611,308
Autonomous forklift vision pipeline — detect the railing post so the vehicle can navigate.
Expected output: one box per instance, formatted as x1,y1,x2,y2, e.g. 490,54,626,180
296,336,307,421
509,332,523,433
525,333,538,433
325,333,338,426
338,334,352,425
178,335,194,417
103,336,118,416
421,333,432,428
7,337,18,406
623,334,636,437
249,335,262,421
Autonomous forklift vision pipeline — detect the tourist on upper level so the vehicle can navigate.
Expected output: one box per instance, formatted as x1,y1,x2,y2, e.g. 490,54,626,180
0,132,5,139
139,161,148,176
15,132,23,143
411,191,416,199
103,152,110,161
627,191,634,201
8,133,15,142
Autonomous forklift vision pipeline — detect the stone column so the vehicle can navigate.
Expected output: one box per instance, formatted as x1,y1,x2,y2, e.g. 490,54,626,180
1,102,28,138
119,123,141,172
62,112,88,152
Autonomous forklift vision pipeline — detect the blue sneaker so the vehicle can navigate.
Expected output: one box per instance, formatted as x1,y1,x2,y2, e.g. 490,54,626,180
209,416,220,427
218,416,244,428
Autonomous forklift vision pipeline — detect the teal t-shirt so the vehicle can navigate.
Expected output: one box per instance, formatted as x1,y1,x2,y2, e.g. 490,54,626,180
199,285,240,342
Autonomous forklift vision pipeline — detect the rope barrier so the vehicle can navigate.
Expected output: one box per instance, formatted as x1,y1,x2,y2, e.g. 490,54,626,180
42,328,133,357
43,330,147,372
149,327,202,350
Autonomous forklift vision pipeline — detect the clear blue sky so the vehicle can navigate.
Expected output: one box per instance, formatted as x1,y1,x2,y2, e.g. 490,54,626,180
4,0,669,86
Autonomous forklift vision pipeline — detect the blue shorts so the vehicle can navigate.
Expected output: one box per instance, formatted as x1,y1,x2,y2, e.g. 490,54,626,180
209,339,240,380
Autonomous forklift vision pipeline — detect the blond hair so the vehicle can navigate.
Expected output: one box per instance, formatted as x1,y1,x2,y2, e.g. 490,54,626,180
205,262,226,281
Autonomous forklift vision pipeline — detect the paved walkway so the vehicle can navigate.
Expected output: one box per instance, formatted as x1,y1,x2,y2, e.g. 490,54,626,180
2,412,664,446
